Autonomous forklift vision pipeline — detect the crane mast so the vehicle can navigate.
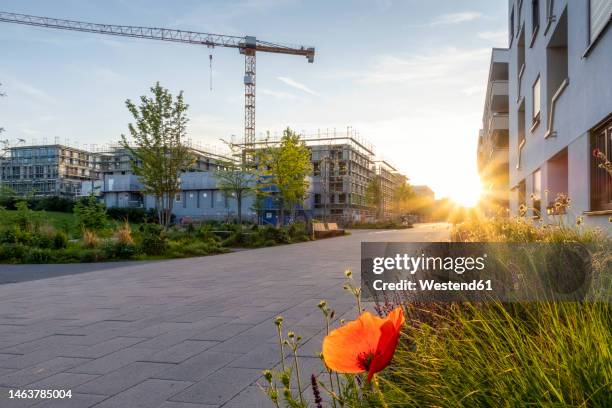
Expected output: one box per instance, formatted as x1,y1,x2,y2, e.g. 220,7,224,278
0,11,315,148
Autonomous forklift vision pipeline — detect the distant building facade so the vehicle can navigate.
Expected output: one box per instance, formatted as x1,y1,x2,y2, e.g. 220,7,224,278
412,185,435,200
478,48,510,216
0,144,99,196
503,0,611,227
97,147,257,222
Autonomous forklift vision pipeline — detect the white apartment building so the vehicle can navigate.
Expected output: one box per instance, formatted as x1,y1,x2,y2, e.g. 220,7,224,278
507,0,611,227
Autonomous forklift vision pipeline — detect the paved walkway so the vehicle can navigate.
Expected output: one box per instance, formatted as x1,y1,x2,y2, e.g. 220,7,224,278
0,224,449,408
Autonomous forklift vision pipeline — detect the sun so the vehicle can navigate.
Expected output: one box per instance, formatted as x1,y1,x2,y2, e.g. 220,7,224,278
447,179,483,208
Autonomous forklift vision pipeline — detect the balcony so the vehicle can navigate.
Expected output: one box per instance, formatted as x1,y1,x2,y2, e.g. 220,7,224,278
485,113,509,136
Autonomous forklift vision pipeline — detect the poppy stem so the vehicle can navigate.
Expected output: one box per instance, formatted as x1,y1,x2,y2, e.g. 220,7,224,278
291,341,305,406
372,376,389,408
276,325,285,372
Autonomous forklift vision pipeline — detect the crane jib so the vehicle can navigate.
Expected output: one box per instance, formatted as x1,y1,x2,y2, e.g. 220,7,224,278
0,10,315,150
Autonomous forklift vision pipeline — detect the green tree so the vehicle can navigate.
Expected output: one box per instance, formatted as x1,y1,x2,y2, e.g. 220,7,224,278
392,182,414,217
258,128,312,226
120,82,194,228
74,194,107,231
366,175,383,220
215,143,258,225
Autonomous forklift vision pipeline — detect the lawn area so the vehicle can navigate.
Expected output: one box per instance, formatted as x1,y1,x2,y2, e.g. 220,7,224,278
1,210,79,236
0,204,313,264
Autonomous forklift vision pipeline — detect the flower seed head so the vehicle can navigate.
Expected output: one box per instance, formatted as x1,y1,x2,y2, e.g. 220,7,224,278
287,331,295,339
263,370,273,382
344,269,352,278
274,316,283,326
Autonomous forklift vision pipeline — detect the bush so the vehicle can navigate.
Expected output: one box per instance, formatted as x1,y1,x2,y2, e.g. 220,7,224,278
30,196,75,213
0,243,27,262
166,239,224,258
78,248,107,263
0,226,33,246
52,231,69,249
114,222,134,245
24,247,54,264
101,239,138,260
13,200,42,231
31,232,54,249
138,224,168,255
106,207,157,223
82,229,100,248
74,195,107,231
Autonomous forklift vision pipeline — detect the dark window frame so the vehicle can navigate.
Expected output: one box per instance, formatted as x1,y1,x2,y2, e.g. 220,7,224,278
590,114,612,211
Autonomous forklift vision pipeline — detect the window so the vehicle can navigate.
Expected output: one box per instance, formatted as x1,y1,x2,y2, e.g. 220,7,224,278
589,0,612,44
532,0,540,37
590,115,612,211
175,193,181,202
532,76,541,125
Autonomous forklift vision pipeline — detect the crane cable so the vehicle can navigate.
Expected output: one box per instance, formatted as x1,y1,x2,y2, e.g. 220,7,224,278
209,54,213,91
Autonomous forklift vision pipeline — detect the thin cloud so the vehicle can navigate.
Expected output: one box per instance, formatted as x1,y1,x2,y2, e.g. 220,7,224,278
477,30,508,46
357,47,490,85
430,11,483,26
10,79,57,105
259,88,299,100
277,76,318,95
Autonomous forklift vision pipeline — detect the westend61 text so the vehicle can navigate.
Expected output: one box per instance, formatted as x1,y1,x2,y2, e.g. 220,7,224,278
372,279,493,292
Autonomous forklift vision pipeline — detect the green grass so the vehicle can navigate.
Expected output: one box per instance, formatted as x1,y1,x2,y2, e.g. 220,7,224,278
0,210,78,235
375,218,612,407
381,302,612,407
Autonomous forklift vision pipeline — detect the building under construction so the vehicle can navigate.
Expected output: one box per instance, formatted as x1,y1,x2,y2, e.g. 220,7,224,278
0,144,99,196
245,129,407,224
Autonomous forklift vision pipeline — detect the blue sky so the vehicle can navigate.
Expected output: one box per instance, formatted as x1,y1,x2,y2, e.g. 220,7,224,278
0,0,509,204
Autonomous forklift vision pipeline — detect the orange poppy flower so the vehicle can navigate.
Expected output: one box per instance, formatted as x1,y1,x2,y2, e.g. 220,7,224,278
322,307,405,382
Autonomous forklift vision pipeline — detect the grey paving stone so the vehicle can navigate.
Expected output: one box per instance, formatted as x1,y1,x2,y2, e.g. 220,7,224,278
0,226,449,407
169,367,262,405
0,386,41,407
74,361,173,395
188,323,253,342
154,351,240,382
140,341,219,364
55,336,147,359
125,322,195,339
30,393,107,408
223,385,275,408
227,343,283,369
26,372,99,390
66,348,155,375
208,333,275,354
157,402,217,408
94,379,192,408
0,357,91,387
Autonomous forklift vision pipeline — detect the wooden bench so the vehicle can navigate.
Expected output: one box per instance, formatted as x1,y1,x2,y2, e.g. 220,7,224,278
313,222,345,239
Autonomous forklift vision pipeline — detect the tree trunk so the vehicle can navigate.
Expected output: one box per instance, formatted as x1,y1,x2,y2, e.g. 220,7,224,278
156,195,163,225
237,191,243,226
166,194,174,229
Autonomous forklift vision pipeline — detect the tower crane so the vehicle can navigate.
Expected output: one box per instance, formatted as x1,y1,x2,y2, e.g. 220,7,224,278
0,11,315,149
